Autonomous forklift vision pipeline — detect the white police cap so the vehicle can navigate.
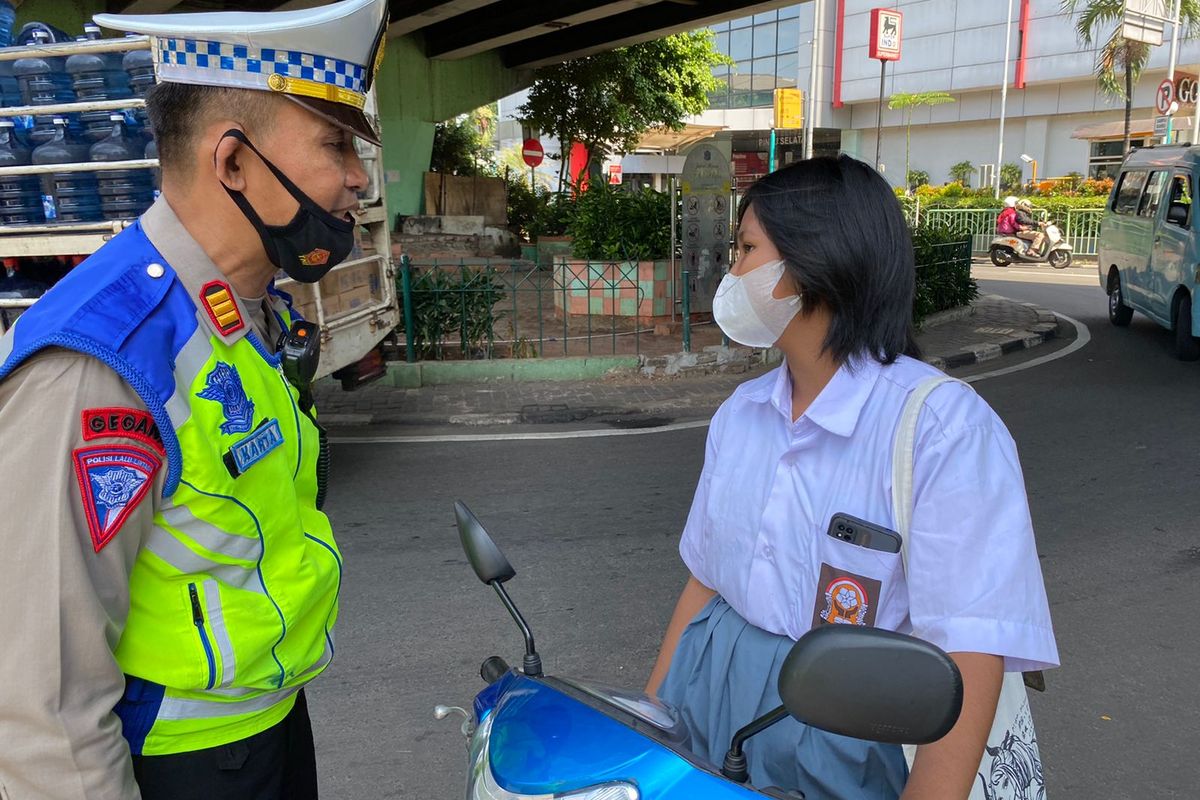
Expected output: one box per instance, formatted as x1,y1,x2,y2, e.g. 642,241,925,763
94,0,388,146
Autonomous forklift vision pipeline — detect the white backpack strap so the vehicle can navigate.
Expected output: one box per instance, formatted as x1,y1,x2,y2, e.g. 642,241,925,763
891,375,962,575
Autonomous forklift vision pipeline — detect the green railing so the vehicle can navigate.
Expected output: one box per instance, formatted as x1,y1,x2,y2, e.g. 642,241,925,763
908,206,1104,257
397,256,646,361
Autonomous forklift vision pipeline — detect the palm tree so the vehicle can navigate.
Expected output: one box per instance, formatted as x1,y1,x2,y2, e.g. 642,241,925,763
887,91,956,189
1063,0,1200,155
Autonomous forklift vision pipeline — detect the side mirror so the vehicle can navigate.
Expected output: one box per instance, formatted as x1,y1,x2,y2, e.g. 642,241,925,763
1168,203,1190,226
778,625,963,745
454,501,516,585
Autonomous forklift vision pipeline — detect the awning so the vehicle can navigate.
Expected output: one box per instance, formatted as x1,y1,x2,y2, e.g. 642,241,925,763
1071,117,1194,139
635,124,726,152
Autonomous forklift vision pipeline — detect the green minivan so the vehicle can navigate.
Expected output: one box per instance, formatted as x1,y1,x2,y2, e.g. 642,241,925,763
1099,144,1200,359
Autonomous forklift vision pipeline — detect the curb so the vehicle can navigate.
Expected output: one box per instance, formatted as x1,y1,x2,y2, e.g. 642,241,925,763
922,301,1060,371
383,355,640,387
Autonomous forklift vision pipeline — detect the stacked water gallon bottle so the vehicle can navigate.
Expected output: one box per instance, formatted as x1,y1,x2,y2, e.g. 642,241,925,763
0,6,158,228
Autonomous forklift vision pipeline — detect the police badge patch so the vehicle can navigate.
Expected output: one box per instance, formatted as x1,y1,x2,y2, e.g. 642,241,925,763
197,362,256,435
72,445,161,553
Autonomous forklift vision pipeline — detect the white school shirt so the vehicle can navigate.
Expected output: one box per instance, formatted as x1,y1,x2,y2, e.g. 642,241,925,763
679,355,1059,672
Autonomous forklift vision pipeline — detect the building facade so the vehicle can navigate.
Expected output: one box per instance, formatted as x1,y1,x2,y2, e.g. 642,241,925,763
694,0,1200,190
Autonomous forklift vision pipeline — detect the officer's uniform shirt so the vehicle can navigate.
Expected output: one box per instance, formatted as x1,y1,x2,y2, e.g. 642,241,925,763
0,199,286,800
680,355,1060,673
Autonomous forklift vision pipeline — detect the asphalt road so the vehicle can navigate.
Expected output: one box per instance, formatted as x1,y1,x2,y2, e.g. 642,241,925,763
309,263,1200,799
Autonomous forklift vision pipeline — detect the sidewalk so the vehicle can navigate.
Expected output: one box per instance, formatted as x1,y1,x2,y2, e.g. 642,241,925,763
314,294,1062,428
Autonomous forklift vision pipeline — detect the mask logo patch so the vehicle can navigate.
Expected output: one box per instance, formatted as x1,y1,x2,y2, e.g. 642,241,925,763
299,248,331,267
197,362,256,435
72,445,161,553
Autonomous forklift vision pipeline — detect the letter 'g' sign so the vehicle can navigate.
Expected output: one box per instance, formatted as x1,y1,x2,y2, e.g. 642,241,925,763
870,8,903,61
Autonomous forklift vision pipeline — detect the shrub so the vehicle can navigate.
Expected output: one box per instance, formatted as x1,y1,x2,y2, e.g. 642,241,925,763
505,177,540,242
569,183,671,261
529,193,576,239
907,169,930,189
396,267,507,359
911,223,978,325
949,160,974,186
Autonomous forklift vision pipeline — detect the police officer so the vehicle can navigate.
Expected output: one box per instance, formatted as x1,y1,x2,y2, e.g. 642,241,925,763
0,0,387,797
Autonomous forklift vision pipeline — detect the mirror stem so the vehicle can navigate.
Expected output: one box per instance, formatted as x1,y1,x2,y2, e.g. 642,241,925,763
720,705,788,783
491,581,543,677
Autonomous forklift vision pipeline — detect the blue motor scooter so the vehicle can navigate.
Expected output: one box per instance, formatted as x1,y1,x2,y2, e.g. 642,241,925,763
437,502,965,800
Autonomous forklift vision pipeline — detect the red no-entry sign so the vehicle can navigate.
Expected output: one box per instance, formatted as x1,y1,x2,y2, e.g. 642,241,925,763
522,138,544,168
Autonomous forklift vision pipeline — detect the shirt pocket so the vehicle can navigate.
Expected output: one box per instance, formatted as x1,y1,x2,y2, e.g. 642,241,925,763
805,531,906,632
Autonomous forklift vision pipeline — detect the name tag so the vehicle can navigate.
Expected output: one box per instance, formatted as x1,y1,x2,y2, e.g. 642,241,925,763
226,419,284,477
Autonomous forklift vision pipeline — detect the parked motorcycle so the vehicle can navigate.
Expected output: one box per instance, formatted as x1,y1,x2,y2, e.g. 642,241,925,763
990,217,1073,269
437,501,965,800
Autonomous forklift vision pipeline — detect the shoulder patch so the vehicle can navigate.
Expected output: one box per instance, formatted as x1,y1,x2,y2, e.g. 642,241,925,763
200,280,245,336
72,445,161,553
82,407,165,454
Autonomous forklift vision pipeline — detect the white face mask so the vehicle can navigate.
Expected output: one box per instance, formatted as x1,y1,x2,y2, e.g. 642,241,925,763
712,259,802,348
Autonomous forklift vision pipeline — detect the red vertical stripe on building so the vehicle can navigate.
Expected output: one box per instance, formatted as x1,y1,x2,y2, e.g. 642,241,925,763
1015,0,1031,89
833,0,846,109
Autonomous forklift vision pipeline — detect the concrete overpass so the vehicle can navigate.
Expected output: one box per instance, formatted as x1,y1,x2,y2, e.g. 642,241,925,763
19,0,801,214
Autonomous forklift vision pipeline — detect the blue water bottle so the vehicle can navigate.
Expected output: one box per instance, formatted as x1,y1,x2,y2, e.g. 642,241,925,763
90,113,154,219
33,117,100,223
0,120,44,225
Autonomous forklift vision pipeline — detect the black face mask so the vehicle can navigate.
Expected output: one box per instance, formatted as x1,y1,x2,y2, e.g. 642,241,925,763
218,129,355,284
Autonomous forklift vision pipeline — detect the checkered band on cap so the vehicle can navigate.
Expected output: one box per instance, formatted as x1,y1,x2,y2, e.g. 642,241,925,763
157,37,366,100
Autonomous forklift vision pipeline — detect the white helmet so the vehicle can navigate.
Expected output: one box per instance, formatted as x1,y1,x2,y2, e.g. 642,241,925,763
1004,196,1018,208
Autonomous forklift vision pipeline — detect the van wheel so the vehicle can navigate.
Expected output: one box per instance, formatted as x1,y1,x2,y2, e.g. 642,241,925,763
1174,294,1200,361
1049,250,1072,269
989,246,1013,267
1108,272,1133,327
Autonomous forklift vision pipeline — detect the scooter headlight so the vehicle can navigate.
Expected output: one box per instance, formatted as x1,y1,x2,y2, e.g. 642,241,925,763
467,712,639,800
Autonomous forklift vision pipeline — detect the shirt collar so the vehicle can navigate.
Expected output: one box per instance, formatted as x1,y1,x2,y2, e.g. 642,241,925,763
747,357,883,438
140,196,255,347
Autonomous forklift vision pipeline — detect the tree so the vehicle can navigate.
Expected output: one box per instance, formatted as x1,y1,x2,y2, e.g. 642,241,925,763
430,104,498,175
907,169,930,189
1000,162,1024,190
887,91,956,190
1063,0,1200,156
949,160,974,186
518,31,731,191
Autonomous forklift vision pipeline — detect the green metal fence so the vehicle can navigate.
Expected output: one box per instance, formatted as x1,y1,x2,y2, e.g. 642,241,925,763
397,256,646,361
909,206,1104,257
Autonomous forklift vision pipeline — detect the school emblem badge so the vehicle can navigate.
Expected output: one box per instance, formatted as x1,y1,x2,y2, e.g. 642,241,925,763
197,362,255,435
72,445,161,553
812,563,882,628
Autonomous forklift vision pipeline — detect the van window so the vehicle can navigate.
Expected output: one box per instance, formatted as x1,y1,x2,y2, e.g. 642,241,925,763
1137,170,1169,218
1167,173,1192,227
1113,170,1149,215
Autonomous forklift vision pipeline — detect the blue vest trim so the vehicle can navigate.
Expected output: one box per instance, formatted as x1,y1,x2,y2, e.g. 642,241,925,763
0,331,185,496
0,224,205,497
114,676,166,756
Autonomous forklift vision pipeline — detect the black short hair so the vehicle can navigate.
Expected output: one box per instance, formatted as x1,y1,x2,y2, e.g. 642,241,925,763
145,83,280,178
738,155,920,365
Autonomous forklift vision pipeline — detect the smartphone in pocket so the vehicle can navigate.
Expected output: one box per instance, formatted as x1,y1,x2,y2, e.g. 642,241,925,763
826,512,902,554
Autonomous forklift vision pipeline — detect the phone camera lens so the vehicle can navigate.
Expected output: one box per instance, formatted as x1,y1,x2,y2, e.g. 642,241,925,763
837,524,846,531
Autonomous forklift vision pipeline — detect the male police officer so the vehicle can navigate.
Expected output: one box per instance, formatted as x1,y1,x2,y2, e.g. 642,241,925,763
0,0,386,797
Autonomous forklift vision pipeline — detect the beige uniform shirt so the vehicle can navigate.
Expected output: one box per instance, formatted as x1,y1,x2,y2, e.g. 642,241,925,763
0,198,283,800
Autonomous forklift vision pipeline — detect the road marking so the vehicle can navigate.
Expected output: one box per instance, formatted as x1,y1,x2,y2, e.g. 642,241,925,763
330,419,712,444
329,309,1093,445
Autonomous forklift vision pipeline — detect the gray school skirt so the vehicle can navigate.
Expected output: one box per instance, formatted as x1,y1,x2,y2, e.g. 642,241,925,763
657,596,907,799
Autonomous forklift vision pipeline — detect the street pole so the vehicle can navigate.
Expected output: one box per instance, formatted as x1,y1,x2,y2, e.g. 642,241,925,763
805,0,822,160
995,0,1015,199
874,59,885,171
1166,0,1182,142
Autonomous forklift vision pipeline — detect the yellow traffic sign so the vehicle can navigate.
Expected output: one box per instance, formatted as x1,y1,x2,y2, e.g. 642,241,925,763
773,88,803,130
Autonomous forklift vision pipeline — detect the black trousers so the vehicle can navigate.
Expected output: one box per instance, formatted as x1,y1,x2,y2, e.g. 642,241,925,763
131,690,318,800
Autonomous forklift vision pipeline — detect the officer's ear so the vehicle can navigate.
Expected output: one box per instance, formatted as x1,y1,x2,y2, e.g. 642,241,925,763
212,127,249,193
